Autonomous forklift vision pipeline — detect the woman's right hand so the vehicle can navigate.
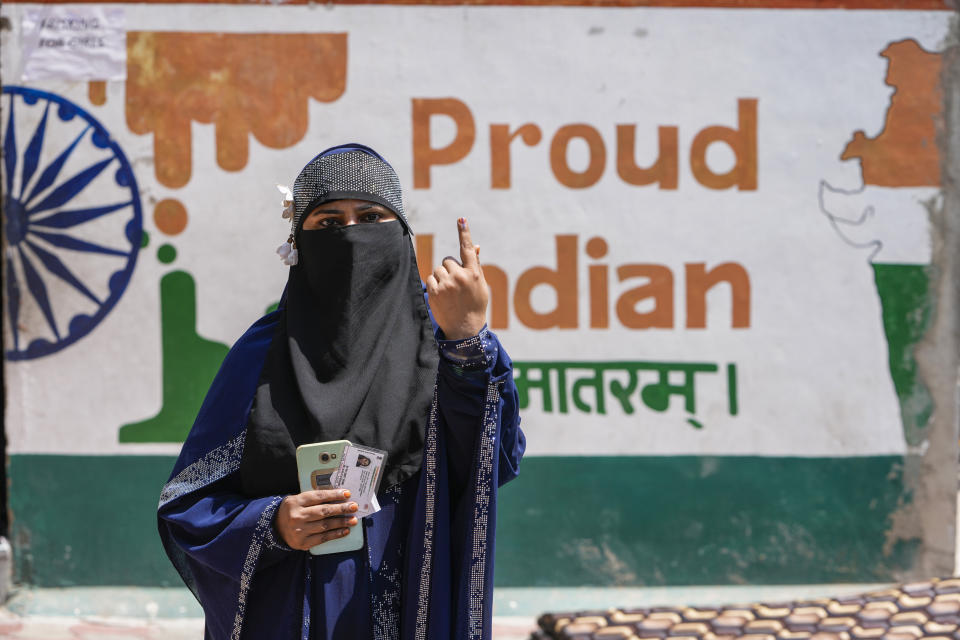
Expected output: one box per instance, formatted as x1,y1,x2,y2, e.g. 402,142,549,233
275,489,359,550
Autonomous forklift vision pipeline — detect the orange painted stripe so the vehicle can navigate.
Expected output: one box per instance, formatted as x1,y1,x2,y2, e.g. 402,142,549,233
2,0,952,7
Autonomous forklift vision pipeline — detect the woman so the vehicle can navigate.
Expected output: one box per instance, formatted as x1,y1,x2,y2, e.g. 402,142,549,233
157,144,525,640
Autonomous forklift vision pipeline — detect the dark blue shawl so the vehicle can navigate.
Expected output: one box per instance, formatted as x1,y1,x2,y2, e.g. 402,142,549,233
158,303,524,639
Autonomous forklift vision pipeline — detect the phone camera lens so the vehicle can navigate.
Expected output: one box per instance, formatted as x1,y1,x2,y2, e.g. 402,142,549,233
320,453,330,463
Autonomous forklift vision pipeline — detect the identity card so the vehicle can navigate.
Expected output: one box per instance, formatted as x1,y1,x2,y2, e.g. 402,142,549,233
330,443,386,517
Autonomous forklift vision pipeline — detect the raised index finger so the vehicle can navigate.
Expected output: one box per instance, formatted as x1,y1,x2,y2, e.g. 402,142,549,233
458,217,478,270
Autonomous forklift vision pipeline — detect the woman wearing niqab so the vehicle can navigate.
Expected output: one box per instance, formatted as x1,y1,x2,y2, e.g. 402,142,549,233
157,144,526,640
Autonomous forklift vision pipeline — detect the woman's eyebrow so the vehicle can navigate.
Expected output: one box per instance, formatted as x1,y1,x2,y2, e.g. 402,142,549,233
311,207,344,215
356,203,387,211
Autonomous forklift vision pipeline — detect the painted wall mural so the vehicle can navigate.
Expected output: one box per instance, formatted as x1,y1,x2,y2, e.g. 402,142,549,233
0,3,954,587
820,37,942,448
125,32,347,187
3,86,142,361
118,31,347,443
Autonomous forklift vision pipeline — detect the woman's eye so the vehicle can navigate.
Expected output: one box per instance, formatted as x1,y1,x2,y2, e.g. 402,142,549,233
360,213,382,223
319,218,341,227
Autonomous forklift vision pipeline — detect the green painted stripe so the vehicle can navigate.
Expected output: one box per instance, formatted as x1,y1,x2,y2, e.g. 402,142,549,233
9,454,913,587
872,263,933,447
9,455,182,587
494,455,914,586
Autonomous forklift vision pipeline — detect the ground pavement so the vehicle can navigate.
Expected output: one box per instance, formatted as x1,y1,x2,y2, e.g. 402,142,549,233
0,585,892,639
0,615,536,639
533,579,960,639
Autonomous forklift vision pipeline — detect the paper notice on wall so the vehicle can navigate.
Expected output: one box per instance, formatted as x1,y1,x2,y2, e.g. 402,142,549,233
21,7,126,81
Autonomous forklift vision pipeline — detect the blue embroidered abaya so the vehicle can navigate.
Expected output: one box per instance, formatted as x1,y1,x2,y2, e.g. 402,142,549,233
157,145,525,640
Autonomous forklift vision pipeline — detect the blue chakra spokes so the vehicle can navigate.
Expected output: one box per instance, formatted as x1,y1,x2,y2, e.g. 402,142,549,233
2,87,142,360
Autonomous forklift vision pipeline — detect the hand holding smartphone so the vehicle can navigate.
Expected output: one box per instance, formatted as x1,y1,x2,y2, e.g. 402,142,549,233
295,440,387,555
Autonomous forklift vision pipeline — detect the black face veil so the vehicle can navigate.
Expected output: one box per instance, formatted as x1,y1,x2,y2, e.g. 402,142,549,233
239,145,439,496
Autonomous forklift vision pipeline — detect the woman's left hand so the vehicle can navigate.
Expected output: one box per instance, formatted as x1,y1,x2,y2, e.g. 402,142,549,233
426,218,489,341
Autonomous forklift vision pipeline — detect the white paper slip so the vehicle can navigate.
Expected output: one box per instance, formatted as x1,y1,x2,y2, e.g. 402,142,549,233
330,443,386,517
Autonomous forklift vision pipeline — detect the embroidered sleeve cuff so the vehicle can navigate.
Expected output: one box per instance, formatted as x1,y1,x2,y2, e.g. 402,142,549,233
437,326,494,373
265,508,295,553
